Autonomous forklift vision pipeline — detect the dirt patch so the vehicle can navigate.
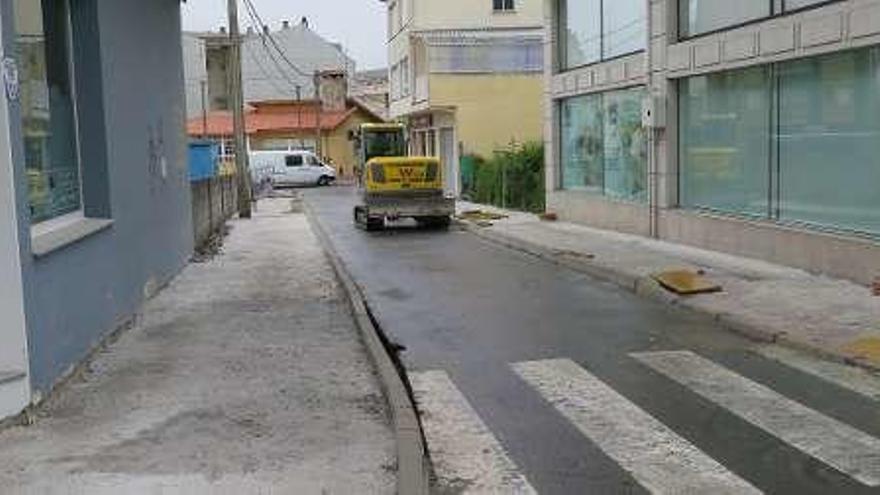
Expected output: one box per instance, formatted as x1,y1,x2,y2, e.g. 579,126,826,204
192,224,231,263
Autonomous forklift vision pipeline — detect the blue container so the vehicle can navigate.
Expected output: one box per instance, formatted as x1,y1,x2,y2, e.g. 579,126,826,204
188,141,218,182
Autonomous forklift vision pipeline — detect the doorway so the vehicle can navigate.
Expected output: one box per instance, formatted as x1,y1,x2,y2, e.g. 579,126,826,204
439,127,456,196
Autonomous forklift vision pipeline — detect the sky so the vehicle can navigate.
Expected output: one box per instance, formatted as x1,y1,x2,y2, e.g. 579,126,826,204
181,0,388,70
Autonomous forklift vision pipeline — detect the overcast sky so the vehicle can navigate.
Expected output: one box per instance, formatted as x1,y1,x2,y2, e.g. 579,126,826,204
181,0,388,70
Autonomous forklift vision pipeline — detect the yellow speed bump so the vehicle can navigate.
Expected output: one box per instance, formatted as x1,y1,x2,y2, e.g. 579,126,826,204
841,337,880,366
653,269,722,296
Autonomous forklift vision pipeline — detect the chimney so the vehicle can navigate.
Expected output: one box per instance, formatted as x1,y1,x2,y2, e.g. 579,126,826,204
262,25,269,35
282,20,290,30
316,70,347,113
301,17,309,29
219,26,227,34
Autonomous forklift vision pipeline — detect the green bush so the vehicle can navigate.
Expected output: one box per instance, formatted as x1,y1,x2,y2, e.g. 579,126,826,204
464,141,545,213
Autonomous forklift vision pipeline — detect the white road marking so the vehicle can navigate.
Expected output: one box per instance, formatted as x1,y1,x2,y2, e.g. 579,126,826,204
512,358,760,495
633,350,880,487
758,346,880,401
410,370,536,494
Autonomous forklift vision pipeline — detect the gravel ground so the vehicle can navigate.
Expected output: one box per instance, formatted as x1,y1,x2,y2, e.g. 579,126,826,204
0,197,396,494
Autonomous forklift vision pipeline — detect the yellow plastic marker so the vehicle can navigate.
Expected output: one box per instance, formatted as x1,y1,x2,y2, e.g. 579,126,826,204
653,269,722,296
841,337,880,366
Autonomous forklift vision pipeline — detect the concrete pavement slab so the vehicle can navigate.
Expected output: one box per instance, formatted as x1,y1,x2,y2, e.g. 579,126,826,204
0,198,395,493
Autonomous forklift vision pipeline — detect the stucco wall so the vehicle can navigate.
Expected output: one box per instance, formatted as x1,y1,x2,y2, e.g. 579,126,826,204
0,0,31,417
191,176,237,249
3,0,193,392
413,0,543,30
428,74,543,157
322,111,375,178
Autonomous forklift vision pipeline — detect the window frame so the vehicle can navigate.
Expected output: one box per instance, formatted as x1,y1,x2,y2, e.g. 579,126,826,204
17,0,87,226
677,0,845,42
676,47,880,240
557,84,649,203
556,0,647,74
493,0,515,13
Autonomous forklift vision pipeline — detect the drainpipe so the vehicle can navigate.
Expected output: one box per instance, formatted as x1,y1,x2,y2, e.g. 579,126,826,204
646,0,660,239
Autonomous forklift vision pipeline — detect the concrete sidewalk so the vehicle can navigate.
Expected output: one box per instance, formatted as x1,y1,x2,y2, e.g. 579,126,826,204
0,197,395,494
457,201,880,371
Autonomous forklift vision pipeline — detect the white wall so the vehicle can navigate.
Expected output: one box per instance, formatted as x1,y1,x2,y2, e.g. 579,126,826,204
0,11,32,418
413,0,543,30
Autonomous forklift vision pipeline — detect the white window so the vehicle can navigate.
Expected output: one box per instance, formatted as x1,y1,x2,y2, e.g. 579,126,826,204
493,0,515,12
388,2,397,39
559,0,646,70
401,57,411,97
15,0,82,224
390,64,400,100
430,41,543,73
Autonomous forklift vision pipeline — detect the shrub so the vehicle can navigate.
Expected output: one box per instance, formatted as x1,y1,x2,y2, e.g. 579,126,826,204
466,141,545,213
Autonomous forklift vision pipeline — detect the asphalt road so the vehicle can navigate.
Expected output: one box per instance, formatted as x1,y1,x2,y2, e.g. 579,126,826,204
304,187,880,495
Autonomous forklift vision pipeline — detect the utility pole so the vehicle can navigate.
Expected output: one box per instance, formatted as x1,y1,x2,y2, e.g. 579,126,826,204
227,0,252,218
296,85,302,144
200,80,208,139
314,71,322,158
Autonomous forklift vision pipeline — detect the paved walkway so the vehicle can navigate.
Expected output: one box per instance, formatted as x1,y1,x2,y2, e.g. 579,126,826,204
458,201,880,370
0,197,395,494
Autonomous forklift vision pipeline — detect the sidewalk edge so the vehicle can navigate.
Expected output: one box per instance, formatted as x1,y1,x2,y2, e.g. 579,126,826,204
305,201,430,495
463,222,880,373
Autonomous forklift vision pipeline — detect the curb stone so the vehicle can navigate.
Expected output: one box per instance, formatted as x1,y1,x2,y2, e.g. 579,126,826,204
462,221,880,374
304,200,430,495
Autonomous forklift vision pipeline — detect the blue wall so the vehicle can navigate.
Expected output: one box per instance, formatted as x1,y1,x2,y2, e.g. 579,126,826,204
2,0,194,392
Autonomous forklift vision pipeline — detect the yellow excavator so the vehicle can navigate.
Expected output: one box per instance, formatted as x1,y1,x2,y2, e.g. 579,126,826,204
351,123,454,231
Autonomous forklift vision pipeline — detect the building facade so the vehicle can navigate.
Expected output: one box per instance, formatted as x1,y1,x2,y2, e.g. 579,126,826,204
0,0,193,419
545,0,880,285
385,0,545,195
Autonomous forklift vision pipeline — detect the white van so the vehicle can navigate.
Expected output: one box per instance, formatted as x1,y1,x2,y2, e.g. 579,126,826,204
250,150,337,187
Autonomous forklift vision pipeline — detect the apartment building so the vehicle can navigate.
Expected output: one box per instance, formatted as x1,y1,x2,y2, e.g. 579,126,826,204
385,0,545,194
544,0,880,284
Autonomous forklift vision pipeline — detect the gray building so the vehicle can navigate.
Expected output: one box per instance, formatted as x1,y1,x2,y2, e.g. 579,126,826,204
183,18,356,118
0,0,192,419
544,0,880,285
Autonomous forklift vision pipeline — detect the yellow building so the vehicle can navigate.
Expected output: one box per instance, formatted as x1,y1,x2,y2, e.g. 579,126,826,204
384,0,544,195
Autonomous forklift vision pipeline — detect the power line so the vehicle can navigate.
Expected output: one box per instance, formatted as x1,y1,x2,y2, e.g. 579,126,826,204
241,0,311,78
243,34,294,96
238,0,305,92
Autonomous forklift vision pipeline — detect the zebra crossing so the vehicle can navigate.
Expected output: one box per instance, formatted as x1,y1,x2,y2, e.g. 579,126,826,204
411,349,880,494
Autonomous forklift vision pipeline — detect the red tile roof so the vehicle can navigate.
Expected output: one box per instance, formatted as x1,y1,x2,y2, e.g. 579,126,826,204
186,100,363,137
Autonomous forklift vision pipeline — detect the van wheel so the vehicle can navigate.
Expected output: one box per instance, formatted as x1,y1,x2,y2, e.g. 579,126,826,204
318,176,331,186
